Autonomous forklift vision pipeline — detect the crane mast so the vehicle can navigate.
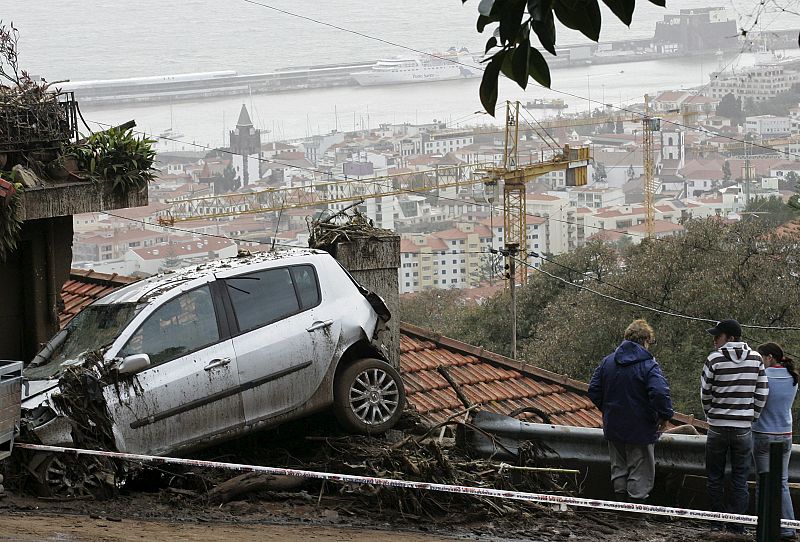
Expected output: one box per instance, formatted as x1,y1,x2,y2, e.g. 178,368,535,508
642,95,660,239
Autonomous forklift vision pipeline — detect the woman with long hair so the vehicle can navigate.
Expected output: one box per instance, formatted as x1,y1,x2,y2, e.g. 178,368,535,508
753,342,799,541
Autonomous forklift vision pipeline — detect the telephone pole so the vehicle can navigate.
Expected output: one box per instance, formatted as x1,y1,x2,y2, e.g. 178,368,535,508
497,243,520,359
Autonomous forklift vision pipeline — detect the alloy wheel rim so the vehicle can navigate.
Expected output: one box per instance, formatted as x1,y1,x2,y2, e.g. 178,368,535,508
349,367,399,425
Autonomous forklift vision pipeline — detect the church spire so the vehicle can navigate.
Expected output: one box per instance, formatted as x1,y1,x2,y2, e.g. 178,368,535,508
236,104,253,128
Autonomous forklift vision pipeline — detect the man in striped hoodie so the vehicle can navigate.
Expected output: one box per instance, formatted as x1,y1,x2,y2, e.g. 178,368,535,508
701,319,769,534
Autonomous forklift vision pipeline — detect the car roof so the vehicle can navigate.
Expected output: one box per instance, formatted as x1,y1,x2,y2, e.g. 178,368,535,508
96,248,329,305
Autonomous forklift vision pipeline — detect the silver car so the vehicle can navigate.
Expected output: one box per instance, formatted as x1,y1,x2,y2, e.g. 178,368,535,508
21,249,404,483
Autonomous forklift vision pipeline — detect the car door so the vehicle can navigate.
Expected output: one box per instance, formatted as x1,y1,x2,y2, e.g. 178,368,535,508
221,264,337,425
104,283,244,455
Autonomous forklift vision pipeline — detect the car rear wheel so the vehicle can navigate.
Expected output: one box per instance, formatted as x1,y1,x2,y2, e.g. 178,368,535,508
333,358,405,434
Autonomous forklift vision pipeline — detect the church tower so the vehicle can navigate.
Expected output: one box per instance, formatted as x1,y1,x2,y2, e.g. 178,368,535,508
229,104,261,186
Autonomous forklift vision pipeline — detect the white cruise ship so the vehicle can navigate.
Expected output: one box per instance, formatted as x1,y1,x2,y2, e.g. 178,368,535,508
351,49,480,86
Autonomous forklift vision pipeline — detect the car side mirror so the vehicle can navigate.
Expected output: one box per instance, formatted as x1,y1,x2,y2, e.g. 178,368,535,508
117,354,150,375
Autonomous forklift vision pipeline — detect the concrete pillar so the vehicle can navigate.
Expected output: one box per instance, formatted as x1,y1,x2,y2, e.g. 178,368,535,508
323,234,400,369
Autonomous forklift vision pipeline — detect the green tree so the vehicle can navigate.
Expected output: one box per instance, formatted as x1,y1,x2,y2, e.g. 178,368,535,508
716,93,743,124
722,160,731,181
743,195,798,228
408,220,800,424
785,170,799,189
400,288,467,334
213,164,240,194
467,0,666,114
529,220,800,419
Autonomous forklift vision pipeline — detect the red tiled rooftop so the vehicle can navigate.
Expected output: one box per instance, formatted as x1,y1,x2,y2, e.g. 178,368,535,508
400,323,707,432
60,269,139,328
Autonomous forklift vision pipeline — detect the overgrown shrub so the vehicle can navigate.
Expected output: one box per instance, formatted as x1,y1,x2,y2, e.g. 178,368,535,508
70,127,156,193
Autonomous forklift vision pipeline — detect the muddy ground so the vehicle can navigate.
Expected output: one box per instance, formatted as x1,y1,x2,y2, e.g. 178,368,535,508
0,414,740,541
0,491,724,542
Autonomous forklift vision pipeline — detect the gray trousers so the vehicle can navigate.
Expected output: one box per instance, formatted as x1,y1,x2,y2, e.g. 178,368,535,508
608,441,656,500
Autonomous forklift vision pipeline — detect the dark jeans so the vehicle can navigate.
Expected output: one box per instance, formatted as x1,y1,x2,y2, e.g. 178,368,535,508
753,433,795,538
706,426,753,533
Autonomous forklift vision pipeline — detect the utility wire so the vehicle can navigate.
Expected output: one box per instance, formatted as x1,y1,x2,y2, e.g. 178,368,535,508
88,117,659,243
237,0,800,160
107,196,800,332
512,255,800,331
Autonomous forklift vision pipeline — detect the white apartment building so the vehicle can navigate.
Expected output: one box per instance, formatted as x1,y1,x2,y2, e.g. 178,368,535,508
709,63,798,102
526,193,574,254
567,186,626,209
397,217,546,293
422,129,475,155
745,115,792,138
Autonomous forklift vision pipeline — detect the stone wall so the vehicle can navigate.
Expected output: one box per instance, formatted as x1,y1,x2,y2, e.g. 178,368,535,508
328,235,400,368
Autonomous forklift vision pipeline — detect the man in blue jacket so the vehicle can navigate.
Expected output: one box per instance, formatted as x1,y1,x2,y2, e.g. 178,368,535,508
588,319,674,503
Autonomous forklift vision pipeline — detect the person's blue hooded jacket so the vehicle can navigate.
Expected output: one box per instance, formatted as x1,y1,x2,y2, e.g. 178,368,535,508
588,340,674,445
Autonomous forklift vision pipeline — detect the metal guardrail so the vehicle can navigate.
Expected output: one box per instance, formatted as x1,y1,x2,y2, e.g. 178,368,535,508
0,360,22,461
462,411,800,482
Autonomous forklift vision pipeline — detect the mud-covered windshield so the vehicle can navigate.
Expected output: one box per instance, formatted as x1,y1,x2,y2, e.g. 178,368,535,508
23,303,141,380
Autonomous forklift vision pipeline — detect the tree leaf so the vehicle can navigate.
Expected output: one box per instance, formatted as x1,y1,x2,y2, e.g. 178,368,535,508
601,0,635,26
526,0,549,21
530,10,557,55
480,53,504,116
511,38,531,89
485,36,498,54
500,49,515,80
477,14,493,32
478,0,496,16
498,0,526,44
528,46,551,87
553,0,602,42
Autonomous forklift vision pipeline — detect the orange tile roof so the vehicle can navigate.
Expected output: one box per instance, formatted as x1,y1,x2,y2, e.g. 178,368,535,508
434,228,469,240
400,239,420,253
400,323,708,431
424,238,448,251
60,269,139,328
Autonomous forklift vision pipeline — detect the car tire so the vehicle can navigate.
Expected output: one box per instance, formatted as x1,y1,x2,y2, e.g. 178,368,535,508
27,452,119,499
333,358,405,434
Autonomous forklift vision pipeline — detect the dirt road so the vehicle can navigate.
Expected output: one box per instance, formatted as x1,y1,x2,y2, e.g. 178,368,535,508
0,515,458,542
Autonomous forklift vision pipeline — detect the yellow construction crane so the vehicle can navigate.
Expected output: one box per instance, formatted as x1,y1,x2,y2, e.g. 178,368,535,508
481,101,590,285
521,97,660,238
641,95,660,239
161,101,590,282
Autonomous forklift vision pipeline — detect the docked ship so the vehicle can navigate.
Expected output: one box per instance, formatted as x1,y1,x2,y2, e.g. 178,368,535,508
351,49,480,86
524,98,568,110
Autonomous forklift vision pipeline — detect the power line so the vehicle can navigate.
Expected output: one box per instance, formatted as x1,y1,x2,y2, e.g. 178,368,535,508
513,255,800,331
105,184,800,332
235,0,800,160
104,211,304,251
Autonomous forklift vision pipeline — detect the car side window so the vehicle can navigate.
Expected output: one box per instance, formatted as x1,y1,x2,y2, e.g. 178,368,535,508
291,265,320,310
120,286,220,366
226,267,300,332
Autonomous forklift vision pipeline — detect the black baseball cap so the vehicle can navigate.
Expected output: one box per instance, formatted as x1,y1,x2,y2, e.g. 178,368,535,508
706,319,742,338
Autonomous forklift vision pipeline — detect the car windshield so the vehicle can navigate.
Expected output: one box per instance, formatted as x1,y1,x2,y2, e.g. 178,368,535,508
23,303,141,380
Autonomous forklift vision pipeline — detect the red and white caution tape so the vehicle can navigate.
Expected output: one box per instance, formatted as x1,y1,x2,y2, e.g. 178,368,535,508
15,443,800,530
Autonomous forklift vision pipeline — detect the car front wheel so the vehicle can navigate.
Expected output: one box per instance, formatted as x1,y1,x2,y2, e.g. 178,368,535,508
333,358,405,434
